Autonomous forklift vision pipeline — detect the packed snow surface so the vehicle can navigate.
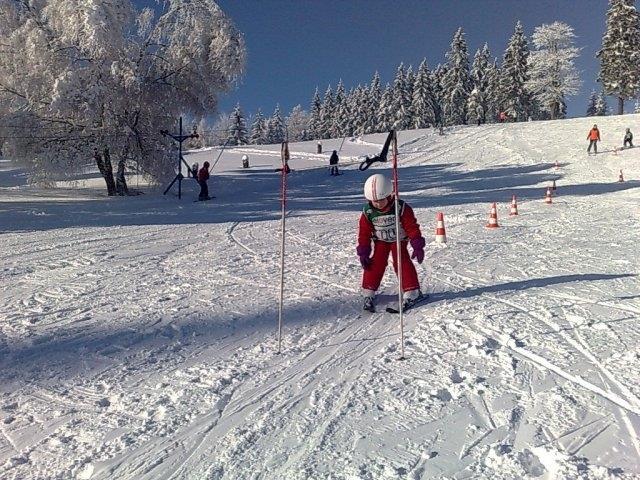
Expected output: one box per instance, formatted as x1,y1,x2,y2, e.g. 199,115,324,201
1,115,639,479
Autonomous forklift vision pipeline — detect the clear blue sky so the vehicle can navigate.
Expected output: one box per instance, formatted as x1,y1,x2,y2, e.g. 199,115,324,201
212,0,626,119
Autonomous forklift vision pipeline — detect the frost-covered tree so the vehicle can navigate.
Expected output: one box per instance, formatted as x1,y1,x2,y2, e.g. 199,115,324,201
210,113,233,146
249,109,267,144
595,91,609,116
365,72,382,133
466,87,485,125
286,104,310,142
470,44,492,123
597,0,640,114
350,85,370,135
0,0,245,194
501,21,532,121
377,84,394,132
431,64,448,127
586,91,599,116
318,86,334,139
266,105,286,143
442,28,472,125
411,59,437,128
484,59,501,122
228,103,248,145
308,88,322,140
526,22,581,120
391,64,412,130
333,80,350,137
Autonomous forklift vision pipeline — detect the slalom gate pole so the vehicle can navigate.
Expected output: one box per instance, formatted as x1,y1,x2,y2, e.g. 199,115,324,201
338,135,347,152
277,141,289,354
391,130,405,360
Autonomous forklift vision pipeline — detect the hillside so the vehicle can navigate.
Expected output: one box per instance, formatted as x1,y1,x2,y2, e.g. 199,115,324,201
0,115,639,479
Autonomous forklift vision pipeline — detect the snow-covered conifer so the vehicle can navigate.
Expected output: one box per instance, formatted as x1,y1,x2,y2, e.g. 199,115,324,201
500,21,532,121
377,84,395,132
366,72,382,133
470,44,491,123
391,64,413,130
442,28,472,125
411,60,437,128
597,0,640,114
266,105,286,144
595,92,609,116
527,22,581,120
586,91,599,116
308,88,322,140
319,86,335,139
334,80,351,137
431,64,448,126
484,59,501,122
228,103,248,145
466,88,485,125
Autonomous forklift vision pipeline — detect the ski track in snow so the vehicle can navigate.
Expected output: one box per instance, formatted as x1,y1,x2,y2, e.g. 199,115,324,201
1,116,639,479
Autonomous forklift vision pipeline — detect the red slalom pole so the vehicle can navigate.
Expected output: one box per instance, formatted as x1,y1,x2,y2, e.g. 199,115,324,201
391,130,405,360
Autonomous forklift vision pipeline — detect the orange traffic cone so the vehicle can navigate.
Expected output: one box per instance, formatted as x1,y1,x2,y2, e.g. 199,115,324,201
618,169,624,182
486,203,499,228
435,212,447,243
509,195,518,216
545,187,553,204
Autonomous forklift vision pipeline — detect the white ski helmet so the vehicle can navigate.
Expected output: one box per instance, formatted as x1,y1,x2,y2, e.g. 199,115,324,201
364,173,393,201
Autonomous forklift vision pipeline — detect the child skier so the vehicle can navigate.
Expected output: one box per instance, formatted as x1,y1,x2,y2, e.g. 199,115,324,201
357,173,426,312
587,124,600,154
197,161,211,201
623,128,633,148
329,150,340,176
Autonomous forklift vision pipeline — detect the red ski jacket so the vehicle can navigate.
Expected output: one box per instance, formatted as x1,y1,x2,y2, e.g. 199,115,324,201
198,167,210,182
358,200,422,246
587,128,600,141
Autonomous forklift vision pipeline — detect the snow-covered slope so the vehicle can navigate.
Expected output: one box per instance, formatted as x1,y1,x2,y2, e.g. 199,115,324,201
0,115,639,479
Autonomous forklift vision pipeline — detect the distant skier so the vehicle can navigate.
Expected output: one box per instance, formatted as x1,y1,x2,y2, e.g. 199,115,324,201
623,128,633,148
587,124,600,154
197,161,211,201
499,111,507,123
329,150,339,176
357,173,426,312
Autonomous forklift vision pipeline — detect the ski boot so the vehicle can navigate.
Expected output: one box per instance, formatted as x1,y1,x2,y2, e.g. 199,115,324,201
363,296,375,313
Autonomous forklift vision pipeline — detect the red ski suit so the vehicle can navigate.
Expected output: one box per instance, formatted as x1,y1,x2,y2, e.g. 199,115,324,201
357,200,422,293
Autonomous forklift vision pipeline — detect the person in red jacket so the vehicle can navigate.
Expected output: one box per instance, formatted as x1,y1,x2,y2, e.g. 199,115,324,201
587,124,601,154
357,173,426,312
197,161,211,201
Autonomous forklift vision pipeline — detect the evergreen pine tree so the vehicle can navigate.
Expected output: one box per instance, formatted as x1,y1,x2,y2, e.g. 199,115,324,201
470,44,491,124
466,87,485,125
391,63,412,130
597,0,640,114
431,64,448,127
411,59,437,128
266,105,285,144
366,72,382,133
484,58,501,122
286,105,310,141
319,85,335,139
500,21,532,121
334,80,350,137
595,91,609,116
586,91,599,116
249,109,267,144
442,27,472,125
228,103,248,145
309,88,322,140
377,84,394,132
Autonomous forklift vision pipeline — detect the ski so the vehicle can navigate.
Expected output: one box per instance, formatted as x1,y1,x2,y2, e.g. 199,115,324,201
194,196,216,202
386,294,430,314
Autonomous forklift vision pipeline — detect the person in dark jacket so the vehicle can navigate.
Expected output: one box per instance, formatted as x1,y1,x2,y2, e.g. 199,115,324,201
197,161,211,201
623,128,633,148
329,150,339,176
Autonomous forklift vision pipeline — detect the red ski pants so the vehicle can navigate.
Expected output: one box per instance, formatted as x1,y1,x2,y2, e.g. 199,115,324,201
362,240,420,293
